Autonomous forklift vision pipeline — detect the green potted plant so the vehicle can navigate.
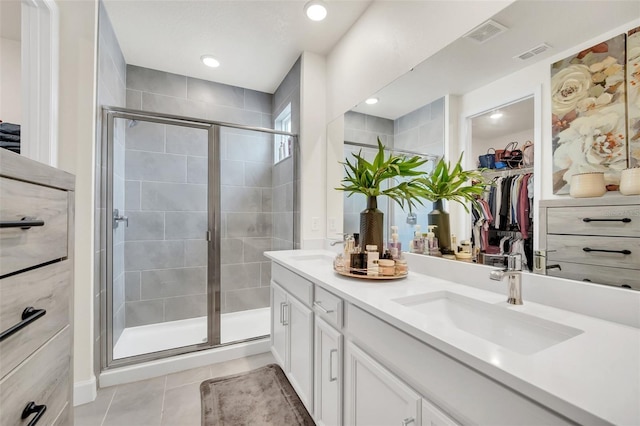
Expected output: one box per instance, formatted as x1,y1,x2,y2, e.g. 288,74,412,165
337,138,429,253
415,152,488,252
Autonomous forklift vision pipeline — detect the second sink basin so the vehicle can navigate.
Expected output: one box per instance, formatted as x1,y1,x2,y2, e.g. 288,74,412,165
392,291,583,355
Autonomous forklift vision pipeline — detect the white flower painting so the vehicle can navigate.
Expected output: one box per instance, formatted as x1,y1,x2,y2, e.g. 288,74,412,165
551,34,627,194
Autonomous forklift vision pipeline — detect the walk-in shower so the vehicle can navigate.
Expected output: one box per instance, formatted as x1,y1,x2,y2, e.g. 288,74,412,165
103,107,297,367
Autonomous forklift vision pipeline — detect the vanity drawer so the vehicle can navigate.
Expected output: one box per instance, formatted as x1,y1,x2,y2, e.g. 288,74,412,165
0,261,71,378
547,205,640,237
0,177,69,276
271,262,313,307
547,234,640,269
545,261,639,290
0,326,71,426
313,285,343,329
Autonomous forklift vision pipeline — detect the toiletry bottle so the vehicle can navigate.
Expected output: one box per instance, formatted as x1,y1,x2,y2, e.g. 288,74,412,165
366,245,379,276
413,225,424,254
389,226,401,259
427,225,441,256
343,234,354,271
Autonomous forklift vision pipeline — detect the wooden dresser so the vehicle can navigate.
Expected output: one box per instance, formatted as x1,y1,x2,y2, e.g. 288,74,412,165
538,194,640,290
0,149,75,425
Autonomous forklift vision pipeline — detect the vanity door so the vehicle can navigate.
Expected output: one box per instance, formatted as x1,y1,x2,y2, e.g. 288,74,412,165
345,341,421,426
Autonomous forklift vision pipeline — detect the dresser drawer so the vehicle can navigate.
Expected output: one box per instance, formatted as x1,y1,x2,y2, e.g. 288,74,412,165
271,262,313,307
0,177,69,276
545,261,640,290
0,326,71,426
547,205,640,237
313,285,343,329
0,261,71,378
547,234,640,269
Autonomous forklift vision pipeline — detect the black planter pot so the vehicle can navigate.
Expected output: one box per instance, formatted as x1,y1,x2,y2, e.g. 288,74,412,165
359,196,383,254
428,199,452,253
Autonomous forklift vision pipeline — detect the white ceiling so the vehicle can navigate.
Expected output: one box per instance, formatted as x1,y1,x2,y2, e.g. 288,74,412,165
103,0,372,94
0,0,21,41
351,0,640,119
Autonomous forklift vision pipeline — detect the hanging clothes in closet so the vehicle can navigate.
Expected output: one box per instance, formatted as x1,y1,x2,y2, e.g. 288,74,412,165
472,172,534,270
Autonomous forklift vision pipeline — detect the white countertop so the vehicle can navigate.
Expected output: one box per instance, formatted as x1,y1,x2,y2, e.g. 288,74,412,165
265,249,640,425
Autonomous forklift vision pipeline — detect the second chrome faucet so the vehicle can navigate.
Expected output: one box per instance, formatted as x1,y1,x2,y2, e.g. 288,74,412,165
490,254,523,305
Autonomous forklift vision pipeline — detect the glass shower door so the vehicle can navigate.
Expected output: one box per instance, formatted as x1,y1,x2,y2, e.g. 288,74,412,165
107,111,214,362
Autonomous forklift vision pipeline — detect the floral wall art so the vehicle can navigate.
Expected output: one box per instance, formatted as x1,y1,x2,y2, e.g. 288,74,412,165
551,33,627,194
628,26,640,168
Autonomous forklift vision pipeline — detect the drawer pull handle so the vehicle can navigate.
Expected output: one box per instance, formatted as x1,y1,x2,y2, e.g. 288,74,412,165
0,217,45,229
21,401,47,426
582,247,631,255
583,217,631,223
313,301,334,314
402,417,415,426
0,307,46,342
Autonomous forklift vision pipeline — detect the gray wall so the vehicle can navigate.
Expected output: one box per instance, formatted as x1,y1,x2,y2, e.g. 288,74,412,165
272,57,301,251
344,110,394,147
95,0,127,373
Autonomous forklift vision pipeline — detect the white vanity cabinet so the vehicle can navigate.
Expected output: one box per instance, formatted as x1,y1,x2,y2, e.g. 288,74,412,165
270,264,314,413
345,341,422,426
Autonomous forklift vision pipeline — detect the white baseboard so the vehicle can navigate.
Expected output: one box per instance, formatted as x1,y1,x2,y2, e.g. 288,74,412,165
99,338,270,388
73,376,97,406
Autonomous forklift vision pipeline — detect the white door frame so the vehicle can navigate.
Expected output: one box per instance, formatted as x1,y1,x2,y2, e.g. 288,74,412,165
21,0,58,166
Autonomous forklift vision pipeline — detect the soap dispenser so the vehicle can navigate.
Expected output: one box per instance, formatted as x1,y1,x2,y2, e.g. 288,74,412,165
426,225,441,256
412,225,424,254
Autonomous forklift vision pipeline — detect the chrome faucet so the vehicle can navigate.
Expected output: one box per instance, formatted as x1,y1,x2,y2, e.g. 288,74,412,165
490,254,523,305
329,233,349,246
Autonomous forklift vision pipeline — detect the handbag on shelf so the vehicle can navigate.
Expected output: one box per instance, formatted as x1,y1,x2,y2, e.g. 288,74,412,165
495,141,517,162
478,148,496,169
522,141,534,167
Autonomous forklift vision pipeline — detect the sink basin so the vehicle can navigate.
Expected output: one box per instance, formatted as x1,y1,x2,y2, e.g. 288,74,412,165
290,254,335,262
393,291,583,355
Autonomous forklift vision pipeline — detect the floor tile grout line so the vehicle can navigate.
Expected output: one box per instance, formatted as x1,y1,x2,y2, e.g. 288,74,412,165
100,388,118,426
159,375,168,425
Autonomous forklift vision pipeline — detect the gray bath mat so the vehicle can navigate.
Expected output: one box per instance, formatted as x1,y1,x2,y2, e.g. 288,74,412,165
200,363,315,426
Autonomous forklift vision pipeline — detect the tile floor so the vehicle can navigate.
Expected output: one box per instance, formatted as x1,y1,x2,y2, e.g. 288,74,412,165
75,352,276,426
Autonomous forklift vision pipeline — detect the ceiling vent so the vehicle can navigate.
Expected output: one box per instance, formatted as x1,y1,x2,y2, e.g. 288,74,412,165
514,43,552,61
463,19,508,44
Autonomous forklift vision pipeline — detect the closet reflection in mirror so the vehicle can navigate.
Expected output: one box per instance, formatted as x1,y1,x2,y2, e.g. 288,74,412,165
468,97,535,270
341,98,443,248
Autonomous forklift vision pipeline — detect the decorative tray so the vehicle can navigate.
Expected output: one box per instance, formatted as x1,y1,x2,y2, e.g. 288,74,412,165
333,266,408,280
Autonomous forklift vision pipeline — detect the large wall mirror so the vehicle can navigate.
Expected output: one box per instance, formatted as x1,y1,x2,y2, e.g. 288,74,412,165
326,0,638,290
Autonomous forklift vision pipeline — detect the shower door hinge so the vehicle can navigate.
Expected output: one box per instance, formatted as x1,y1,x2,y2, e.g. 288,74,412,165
206,231,211,241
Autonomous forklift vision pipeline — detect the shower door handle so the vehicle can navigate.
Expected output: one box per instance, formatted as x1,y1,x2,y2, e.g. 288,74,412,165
113,209,128,228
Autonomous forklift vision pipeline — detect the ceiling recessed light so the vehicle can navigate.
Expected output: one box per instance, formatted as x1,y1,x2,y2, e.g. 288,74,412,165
201,55,220,68
365,97,379,105
304,0,327,21
490,111,503,119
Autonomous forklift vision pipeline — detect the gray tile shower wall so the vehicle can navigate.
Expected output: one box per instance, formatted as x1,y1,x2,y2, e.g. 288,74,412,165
394,97,445,157
123,121,209,327
344,110,394,146
124,64,277,320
